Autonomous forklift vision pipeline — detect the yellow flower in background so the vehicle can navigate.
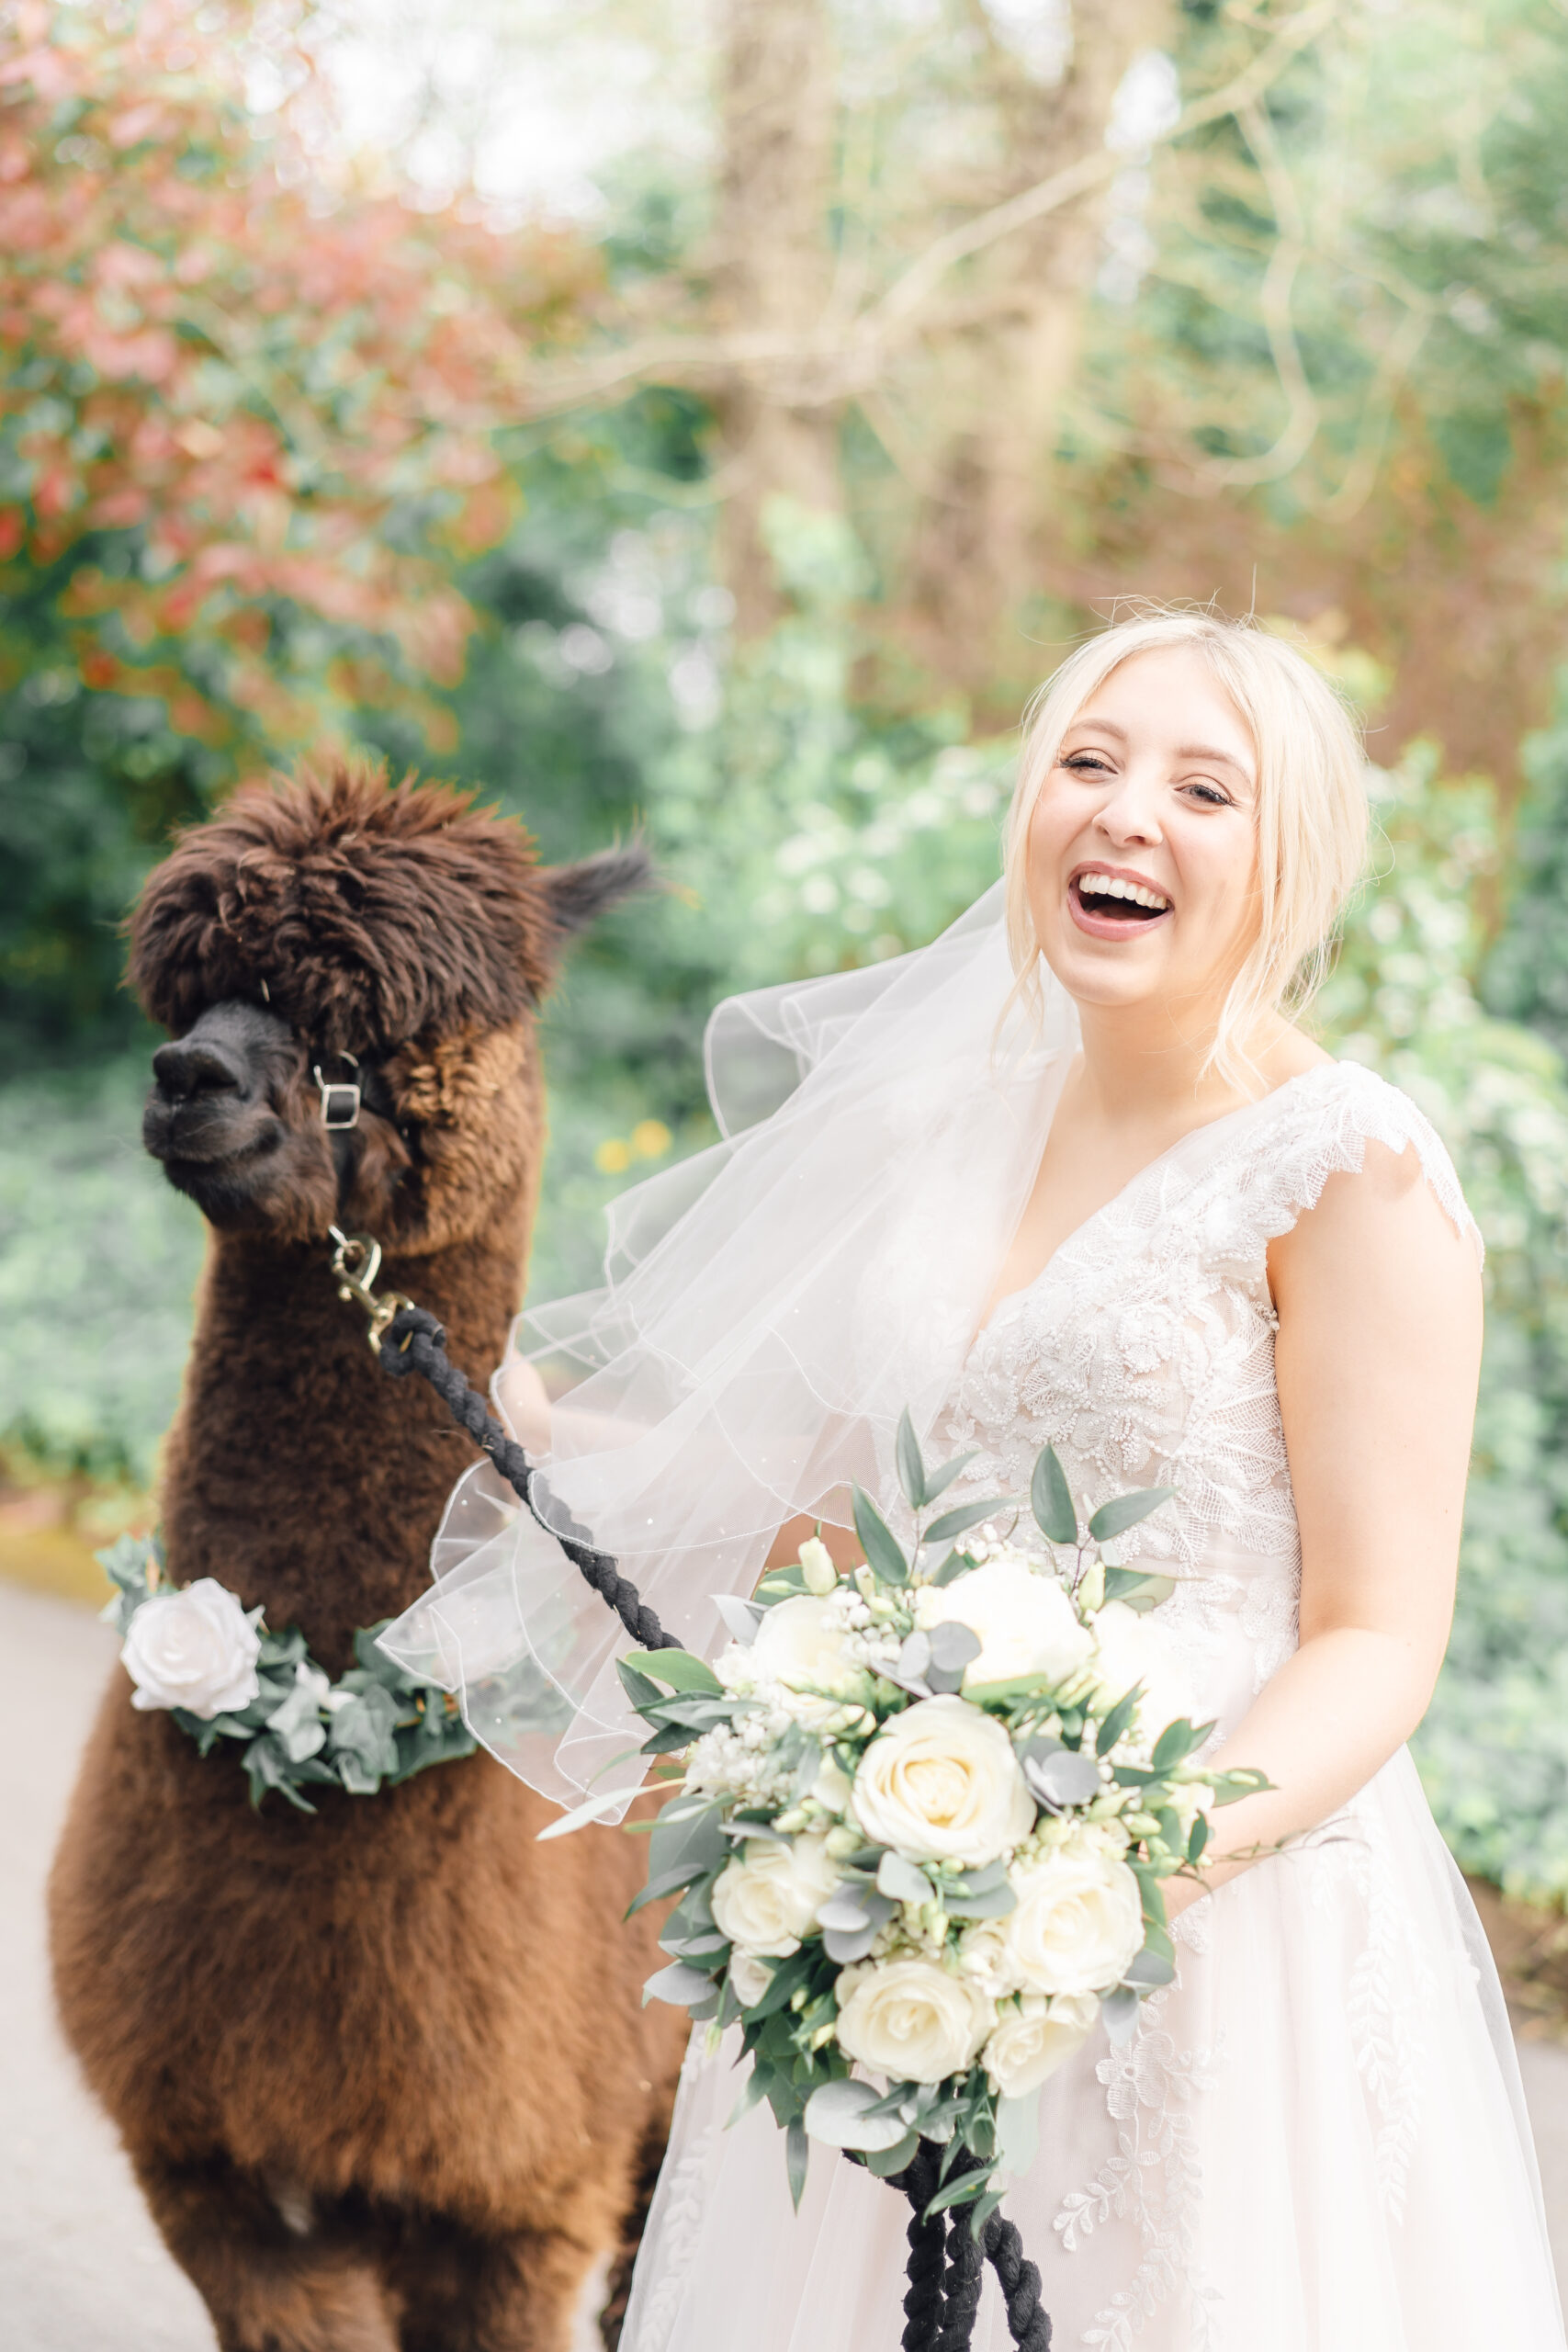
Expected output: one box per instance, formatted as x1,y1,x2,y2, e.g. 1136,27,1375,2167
594,1121,671,1176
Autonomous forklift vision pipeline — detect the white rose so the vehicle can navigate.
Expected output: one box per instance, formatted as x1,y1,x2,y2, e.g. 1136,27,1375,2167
750,1595,854,1726
1004,1846,1145,1996
728,1950,775,2007
955,1917,1021,2000
981,1991,1100,2098
917,1559,1093,1690
798,1537,840,1596
1089,1601,1195,1746
836,1957,995,2086
710,1833,842,1957
852,1694,1034,1868
121,1579,263,1719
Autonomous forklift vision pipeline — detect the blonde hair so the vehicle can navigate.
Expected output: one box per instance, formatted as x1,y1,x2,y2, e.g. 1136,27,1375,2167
1003,607,1370,1089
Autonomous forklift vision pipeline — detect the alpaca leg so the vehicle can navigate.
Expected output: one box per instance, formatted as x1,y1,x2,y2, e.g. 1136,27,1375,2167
599,2106,675,2352
135,2153,400,2352
394,2223,596,2352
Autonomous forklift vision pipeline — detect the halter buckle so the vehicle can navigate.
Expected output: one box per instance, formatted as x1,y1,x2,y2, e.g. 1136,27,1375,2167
315,1063,362,1129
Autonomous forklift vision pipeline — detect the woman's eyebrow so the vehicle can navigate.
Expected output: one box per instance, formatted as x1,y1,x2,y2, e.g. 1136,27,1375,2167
1176,743,1255,778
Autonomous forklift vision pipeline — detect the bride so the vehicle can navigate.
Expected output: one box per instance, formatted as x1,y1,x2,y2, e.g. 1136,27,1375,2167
386,608,1564,2349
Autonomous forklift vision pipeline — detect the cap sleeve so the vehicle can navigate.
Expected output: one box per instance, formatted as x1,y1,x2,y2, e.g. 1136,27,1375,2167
1215,1063,1483,1277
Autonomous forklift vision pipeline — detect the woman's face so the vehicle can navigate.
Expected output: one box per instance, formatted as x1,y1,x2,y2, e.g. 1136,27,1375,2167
1026,647,1261,1026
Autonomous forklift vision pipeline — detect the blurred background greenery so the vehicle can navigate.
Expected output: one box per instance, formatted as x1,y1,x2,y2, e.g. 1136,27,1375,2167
8,0,1568,1903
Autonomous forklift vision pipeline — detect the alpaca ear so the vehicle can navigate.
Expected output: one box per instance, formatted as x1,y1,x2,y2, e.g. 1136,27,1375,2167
540,841,655,938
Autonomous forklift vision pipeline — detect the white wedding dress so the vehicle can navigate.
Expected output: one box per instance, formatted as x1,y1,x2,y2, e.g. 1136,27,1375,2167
619,1060,1565,2352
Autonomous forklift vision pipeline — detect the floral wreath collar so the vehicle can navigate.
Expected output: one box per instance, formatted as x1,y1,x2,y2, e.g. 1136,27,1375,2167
100,1534,475,1811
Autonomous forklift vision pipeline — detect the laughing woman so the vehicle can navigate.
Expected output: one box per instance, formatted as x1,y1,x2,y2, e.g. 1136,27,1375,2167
393,609,1565,2349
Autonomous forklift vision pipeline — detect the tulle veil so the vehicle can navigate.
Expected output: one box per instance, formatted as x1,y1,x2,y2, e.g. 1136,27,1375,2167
380,881,1077,1811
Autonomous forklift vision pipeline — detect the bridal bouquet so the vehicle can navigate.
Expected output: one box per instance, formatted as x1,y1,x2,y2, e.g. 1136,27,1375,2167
610,1419,1265,2231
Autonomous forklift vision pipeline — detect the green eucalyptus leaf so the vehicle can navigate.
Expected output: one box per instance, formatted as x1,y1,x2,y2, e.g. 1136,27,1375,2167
1101,1566,1177,1612
786,2117,810,2211
1031,1446,1077,1546
852,1485,910,1587
1087,1487,1177,1543
1096,1687,1143,1757
896,1408,928,1510
923,1498,1006,1546
1150,1718,1200,1773
922,1450,979,1503
863,2129,921,2177
628,1648,724,1697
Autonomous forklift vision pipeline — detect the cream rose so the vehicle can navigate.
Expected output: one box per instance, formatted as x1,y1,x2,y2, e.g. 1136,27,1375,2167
852,1694,1034,1867
955,1917,1022,2000
836,1957,995,2085
1089,1601,1195,1745
750,1595,854,1726
728,1950,775,2007
121,1579,263,1719
1004,1846,1145,1996
981,1990,1100,2098
710,1833,842,1957
917,1559,1093,1690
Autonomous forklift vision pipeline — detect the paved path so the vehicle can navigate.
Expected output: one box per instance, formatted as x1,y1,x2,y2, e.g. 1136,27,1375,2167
5,1581,1567,2346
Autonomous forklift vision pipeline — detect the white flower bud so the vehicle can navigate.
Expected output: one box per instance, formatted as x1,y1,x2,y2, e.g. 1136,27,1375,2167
799,1537,839,1596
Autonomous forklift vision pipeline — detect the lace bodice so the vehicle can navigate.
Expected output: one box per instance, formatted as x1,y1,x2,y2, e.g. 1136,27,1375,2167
939,1061,1478,1721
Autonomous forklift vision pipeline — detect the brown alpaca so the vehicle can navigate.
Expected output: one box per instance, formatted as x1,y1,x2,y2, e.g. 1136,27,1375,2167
48,763,687,2352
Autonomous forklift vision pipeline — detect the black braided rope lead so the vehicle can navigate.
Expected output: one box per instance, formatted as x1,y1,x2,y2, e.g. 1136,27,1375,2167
377,1305,1052,2352
888,2143,947,2352
380,1306,680,1653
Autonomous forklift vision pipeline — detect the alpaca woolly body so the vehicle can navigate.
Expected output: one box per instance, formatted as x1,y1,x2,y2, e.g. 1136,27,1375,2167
49,761,683,2352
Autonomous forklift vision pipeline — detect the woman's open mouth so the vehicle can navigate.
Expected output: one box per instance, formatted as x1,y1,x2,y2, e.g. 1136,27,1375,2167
1067,869,1173,941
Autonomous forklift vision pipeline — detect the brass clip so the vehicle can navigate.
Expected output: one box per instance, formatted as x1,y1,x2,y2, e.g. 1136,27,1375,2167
327,1225,416,1355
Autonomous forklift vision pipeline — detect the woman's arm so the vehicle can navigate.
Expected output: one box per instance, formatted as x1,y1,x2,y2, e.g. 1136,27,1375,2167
1165,1136,1483,1914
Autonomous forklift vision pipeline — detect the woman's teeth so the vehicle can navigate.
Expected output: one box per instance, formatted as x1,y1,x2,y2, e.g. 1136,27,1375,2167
1076,872,1171,913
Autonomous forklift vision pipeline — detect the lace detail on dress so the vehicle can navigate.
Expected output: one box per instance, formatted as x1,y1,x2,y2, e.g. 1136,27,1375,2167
629,2117,719,2352
1054,1993,1221,2352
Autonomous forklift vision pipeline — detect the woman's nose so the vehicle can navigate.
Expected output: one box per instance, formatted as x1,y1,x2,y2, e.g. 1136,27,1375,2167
1092,780,1163,847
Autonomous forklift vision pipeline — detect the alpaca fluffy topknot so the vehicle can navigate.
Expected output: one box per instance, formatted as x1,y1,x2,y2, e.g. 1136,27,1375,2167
130,759,566,1054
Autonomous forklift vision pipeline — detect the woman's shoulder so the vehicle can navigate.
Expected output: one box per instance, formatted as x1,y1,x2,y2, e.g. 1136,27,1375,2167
1243,1058,1482,1264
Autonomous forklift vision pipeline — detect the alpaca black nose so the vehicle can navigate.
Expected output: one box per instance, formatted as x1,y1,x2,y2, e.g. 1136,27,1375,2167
152,1036,247,1102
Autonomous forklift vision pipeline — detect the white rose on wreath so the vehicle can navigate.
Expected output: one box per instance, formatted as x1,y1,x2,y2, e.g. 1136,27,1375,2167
749,1595,856,1727
981,1990,1100,2098
836,1956,996,2085
711,1832,843,1957
852,1693,1033,1867
1004,1844,1145,1996
916,1558,1093,1690
120,1579,263,1719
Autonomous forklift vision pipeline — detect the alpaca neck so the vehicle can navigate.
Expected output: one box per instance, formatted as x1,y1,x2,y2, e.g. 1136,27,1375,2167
159,1213,526,1672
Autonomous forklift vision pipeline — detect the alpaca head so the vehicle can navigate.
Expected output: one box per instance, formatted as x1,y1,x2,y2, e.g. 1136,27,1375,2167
132,759,649,1252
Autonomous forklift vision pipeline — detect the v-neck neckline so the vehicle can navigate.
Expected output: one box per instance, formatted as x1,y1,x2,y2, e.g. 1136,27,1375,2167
974,1060,1337,1345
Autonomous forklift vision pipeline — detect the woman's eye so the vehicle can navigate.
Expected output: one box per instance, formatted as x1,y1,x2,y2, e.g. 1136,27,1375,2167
1062,752,1112,775
1184,781,1232,807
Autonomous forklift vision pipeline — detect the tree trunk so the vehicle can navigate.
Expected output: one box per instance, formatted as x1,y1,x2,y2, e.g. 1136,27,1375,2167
710,0,842,635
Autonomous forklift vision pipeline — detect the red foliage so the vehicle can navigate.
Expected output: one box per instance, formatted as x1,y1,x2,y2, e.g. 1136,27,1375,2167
0,0,597,751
